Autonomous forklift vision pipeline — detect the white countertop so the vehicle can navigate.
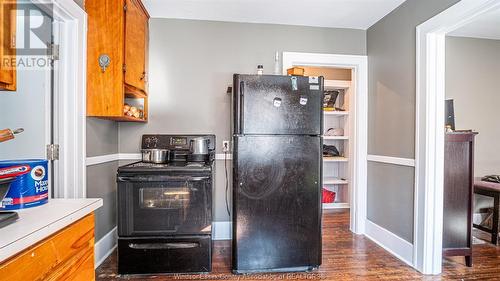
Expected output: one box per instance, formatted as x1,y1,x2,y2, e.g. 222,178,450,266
0,198,103,262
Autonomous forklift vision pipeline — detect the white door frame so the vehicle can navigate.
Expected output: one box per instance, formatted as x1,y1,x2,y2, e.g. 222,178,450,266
415,0,500,274
33,0,87,198
282,52,368,235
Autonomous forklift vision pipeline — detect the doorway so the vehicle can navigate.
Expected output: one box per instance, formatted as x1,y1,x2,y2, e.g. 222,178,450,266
415,0,500,274
0,2,54,193
282,52,368,235
0,0,87,199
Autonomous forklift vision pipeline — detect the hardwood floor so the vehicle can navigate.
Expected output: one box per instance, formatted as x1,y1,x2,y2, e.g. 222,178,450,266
96,210,500,280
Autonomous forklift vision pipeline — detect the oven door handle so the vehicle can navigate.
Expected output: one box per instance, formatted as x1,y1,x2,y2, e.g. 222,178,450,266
128,242,199,250
118,176,210,182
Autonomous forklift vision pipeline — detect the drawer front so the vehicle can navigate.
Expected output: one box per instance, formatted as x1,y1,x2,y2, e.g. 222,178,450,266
118,236,211,274
0,214,95,281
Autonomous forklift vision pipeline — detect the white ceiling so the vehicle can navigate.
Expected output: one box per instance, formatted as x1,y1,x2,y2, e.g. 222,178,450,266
448,8,500,40
142,0,406,30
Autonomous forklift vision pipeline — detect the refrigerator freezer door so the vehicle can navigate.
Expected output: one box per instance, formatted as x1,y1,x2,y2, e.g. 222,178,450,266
232,135,322,273
233,74,323,135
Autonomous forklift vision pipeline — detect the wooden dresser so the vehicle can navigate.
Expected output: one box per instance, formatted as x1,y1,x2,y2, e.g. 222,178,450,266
443,131,478,266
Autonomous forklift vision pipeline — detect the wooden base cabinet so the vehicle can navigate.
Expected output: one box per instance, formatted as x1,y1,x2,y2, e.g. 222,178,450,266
0,214,96,281
443,132,478,267
0,0,16,91
86,0,149,122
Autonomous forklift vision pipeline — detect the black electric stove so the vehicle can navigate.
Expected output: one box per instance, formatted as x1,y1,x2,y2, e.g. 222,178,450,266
117,134,215,275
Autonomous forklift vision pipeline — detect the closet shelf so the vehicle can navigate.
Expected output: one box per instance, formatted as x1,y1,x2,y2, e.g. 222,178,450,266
323,157,348,162
323,202,350,209
324,79,351,90
323,136,349,140
323,177,348,185
324,111,349,116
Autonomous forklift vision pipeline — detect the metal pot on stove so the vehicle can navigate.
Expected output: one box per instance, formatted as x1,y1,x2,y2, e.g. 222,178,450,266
189,137,210,156
141,149,170,164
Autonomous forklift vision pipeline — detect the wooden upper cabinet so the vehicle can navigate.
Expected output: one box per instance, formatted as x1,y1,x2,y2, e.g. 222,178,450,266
86,0,149,122
124,0,148,92
0,0,16,91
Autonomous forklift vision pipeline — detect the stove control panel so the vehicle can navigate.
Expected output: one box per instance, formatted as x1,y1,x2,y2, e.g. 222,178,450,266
141,135,216,151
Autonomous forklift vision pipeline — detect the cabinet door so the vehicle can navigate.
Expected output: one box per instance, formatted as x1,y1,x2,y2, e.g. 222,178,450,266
0,0,16,91
124,0,148,93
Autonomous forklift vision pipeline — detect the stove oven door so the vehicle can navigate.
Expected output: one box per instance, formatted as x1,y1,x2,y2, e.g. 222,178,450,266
117,174,212,236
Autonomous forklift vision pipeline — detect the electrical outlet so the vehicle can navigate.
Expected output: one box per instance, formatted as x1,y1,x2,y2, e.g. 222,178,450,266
222,141,230,152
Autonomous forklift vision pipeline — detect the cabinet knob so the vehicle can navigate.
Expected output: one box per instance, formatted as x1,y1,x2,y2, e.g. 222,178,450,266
140,72,147,82
99,54,111,72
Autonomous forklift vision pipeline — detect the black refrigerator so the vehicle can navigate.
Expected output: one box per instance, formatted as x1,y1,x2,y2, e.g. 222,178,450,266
232,74,323,273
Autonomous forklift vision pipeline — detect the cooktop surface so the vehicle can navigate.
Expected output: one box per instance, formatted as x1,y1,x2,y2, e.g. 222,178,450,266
118,161,213,173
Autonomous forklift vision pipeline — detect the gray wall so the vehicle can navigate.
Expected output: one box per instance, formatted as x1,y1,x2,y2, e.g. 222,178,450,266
118,19,367,222
86,118,119,240
73,0,84,8
86,160,119,239
367,162,414,240
366,0,460,243
445,36,500,177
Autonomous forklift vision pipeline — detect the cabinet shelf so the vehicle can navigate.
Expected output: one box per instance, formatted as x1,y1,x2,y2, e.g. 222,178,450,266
125,88,148,99
106,115,147,123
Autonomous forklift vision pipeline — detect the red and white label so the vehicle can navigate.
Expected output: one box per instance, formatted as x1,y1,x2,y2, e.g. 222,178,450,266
0,165,31,179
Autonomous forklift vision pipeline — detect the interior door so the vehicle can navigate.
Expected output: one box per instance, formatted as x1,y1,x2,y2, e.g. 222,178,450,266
234,74,323,135
0,0,16,90
0,5,53,166
233,135,322,271
124,0,147,92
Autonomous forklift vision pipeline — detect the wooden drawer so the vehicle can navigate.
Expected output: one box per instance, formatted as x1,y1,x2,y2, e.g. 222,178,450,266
0,214,95,281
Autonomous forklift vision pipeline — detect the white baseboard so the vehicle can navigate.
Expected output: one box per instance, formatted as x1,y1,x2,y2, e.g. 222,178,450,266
94,227,117,269
365,220,413,267
213,221,232,240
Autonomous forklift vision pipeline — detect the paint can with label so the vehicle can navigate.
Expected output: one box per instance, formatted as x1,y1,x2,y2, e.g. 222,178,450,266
0,159,49,210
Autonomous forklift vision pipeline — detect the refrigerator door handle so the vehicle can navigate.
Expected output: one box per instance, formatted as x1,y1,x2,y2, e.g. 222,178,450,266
239,81,245,133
